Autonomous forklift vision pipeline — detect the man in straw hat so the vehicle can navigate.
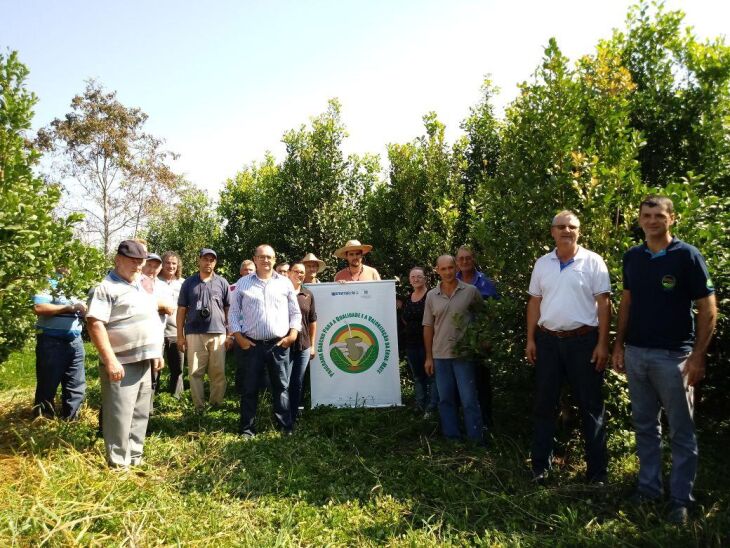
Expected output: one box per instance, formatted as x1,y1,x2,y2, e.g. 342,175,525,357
301,252,326,284
334,240,381,282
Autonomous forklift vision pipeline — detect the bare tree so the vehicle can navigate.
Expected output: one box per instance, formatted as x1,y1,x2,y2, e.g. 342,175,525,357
38,81,179,255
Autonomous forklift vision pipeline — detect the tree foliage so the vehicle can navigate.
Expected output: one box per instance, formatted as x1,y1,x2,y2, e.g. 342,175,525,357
144,183,221,278
0,52,106,363
38,81,180,255
216,100,378,278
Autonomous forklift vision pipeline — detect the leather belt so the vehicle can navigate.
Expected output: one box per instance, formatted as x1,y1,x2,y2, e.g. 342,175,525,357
247,337,282,345
539,325,597,338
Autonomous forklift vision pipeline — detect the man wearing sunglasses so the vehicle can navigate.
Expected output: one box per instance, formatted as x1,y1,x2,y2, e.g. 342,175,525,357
525,210,611,486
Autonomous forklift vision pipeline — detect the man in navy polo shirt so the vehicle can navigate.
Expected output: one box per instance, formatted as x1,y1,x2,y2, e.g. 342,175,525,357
613,195,717,525
177,248,232,410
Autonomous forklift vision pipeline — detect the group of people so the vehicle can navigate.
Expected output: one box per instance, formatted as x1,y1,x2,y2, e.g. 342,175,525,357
31,196,716,524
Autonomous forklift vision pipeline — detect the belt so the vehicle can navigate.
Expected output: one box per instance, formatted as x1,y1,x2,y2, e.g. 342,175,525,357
539,325,597,338
246,337,282,345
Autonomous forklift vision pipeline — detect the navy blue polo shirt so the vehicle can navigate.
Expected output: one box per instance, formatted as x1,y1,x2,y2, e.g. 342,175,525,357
178,273,230,334
623,238,714,351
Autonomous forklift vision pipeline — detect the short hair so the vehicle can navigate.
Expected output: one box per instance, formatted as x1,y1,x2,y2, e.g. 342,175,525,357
435,254,456,267
255,244,275,257
161,251,182,279
240,259,254,269
290,262,305,271
456,245,475,258
552,210,580,226
640,194,674,215
409,266,426,276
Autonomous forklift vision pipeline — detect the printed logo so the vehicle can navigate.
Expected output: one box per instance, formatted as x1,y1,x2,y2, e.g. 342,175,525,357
316,312,392,377
661,274,677,291
329,323,379,373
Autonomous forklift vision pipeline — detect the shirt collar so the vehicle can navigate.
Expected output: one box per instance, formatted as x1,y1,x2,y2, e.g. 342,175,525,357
550,245,585,261
435,279,466,295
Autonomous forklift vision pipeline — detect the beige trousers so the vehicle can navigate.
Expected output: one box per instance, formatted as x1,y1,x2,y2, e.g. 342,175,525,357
186,333,227,408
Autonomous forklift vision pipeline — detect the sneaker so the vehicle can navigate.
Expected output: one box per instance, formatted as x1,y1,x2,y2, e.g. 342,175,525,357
532,471,548,486
423,411,433,419
667,502,689,525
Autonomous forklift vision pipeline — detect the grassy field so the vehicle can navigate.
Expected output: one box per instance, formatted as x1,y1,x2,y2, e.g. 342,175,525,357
0,344,728,546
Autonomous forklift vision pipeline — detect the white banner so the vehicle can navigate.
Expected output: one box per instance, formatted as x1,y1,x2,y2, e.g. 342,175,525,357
306,280,402,408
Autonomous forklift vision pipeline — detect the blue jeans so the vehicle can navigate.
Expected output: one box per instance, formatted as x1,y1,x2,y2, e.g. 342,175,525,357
434,358,483,441
406,345,438,411
531,330,607,480
625,345,696,504
289,347,310,424
236,340,292,435
34,334,86,419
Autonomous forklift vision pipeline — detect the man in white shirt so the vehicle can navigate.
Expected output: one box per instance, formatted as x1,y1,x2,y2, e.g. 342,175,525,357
525,210,611,484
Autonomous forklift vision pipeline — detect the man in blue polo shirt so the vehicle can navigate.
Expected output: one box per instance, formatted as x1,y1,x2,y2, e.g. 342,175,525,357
613,195,717,525
456,245,498,428
32,268,87,419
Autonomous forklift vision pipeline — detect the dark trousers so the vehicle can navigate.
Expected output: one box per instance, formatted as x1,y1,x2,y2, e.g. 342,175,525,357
236,341,292,435
474,363,493,427
405,344,438,411
531,329,608,481
289,347,310,425
163,337,185,396
34,334,86,419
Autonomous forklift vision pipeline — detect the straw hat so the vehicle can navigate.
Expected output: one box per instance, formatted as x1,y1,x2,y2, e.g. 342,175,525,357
334,239,373,259
301,252,326,273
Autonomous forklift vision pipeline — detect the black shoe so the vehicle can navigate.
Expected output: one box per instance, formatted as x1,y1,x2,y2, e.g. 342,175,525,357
667,501,689,525
532,471,548,486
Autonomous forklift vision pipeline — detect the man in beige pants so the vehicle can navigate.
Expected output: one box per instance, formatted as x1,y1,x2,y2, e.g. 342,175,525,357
177,249,232,409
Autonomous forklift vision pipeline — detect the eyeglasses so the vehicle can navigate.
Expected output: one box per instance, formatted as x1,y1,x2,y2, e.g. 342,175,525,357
552,224,579,231
256,255,275,261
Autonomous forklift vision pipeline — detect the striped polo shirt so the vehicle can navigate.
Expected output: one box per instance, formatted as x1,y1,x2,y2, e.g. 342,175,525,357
86,271,163,364
33,278,83,339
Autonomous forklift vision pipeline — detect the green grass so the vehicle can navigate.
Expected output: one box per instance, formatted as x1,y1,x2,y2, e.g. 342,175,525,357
0,345,728,546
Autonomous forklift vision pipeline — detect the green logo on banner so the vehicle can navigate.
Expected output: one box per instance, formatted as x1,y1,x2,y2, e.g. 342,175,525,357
316,311,393,378
329,323,379,374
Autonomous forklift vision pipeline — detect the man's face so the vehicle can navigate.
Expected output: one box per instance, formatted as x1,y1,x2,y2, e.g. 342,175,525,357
276,264,290,275
304,261,319,280
551,215,580,247
288,264,306,286
240,263,255,276
143,259,162,277
456,250,475,274
435,257,457,283
162,256,178,278
346,250,363,268
639,204,674,239
254,246,276,275
116,255,145,283
198,254,217,275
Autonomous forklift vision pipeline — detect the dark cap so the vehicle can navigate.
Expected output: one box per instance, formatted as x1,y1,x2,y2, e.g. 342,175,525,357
200,248,217,258
146,253,162,263
117,240,147,259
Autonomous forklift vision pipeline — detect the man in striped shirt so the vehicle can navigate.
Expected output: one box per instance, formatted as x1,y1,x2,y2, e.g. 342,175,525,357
229,244,302,437
87,240,163,468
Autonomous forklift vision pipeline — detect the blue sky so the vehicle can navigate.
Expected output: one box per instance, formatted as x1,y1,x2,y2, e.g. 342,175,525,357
2,0,728,195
